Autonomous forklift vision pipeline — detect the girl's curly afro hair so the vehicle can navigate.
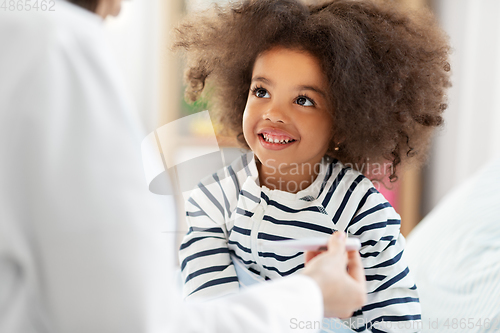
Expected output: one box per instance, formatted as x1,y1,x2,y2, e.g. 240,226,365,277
173,0,451,181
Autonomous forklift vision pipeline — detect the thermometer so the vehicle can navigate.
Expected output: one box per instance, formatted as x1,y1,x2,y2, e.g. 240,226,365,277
271,237,361,252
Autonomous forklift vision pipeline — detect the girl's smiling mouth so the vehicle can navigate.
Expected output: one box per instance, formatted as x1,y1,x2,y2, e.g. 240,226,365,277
257,129,297,150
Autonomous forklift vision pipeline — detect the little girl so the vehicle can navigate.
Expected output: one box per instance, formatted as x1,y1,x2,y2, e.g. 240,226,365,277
175,0,450,331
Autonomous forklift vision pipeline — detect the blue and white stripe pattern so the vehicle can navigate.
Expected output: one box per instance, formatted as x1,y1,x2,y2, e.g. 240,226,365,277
180,152,421,332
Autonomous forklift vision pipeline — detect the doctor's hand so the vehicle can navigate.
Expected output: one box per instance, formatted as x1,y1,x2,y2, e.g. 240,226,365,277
302,232,366,319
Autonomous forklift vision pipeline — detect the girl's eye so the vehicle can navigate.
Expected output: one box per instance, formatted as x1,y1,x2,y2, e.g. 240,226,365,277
295,96,315,107
253,87,270,99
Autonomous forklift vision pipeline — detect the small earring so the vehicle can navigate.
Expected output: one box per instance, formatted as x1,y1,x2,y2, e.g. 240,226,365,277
334,142,341,151
334,146,339,151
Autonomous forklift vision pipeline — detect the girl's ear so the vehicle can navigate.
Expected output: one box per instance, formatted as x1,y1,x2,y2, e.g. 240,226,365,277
329,128,342,143
329,131,346,154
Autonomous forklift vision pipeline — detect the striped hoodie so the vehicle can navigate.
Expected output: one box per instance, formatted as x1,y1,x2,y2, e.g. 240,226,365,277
179,152,421,333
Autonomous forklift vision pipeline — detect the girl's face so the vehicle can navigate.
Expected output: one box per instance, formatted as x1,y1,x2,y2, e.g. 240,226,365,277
242,47,333,173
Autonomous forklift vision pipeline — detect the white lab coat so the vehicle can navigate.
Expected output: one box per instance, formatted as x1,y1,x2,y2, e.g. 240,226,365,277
0,2,323,332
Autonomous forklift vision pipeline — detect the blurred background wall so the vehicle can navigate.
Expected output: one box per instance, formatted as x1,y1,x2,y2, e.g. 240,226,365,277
104,0,164,133
423,0,500,215
101,0,500,237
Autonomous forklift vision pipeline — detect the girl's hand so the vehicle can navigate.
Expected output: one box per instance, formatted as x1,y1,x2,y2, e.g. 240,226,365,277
302,232,367,319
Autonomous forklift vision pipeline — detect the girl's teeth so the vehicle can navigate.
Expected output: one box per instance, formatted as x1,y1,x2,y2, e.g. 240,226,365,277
262,134,292,144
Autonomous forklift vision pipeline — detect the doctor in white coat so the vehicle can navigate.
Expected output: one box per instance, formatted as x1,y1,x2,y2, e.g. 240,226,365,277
0,1,366,332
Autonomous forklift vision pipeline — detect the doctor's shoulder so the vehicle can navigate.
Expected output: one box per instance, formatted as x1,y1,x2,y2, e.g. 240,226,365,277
0,1,106,66
1,1,101,41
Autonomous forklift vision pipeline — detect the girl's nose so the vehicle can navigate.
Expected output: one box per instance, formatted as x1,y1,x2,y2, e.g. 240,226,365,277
263,103,287,123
